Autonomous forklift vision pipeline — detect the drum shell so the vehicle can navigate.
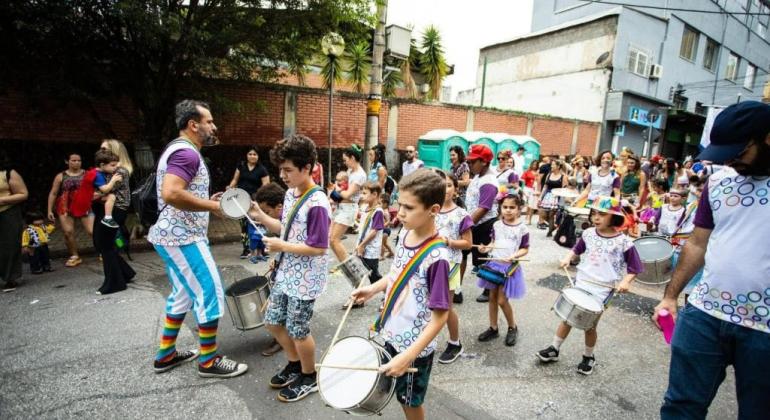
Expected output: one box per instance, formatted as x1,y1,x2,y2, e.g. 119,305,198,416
634,236,673,284
319,337,396,416
338,256,371,289
553,289,603,330
225,276,270,331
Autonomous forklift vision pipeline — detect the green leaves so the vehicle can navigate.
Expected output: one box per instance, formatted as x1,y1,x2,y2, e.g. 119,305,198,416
345,41,372,93
419,25,449,101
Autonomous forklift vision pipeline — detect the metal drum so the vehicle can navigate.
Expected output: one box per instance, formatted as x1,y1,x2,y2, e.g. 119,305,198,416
566,206,591,237
553,287,604,330
319,336,396,416
336,256,371,289
633,236,673,285
224,276,271,330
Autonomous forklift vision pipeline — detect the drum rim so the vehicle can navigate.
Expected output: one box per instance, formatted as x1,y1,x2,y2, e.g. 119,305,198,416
318,336,396,412
560,287,604,313
220,188,252,219
633,236,674,262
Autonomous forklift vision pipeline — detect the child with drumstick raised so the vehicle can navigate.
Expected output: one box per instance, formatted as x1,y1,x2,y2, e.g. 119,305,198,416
537,196,643,375
351,169,451,420
476,193,529,347
250,134,331,402
433,170,473,364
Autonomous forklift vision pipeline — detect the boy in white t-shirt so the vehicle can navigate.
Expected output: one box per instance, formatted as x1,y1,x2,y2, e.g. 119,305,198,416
251,134,331,403
352,169,451,420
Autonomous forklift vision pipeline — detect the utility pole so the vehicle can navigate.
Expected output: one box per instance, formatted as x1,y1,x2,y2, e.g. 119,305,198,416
363,0,387,173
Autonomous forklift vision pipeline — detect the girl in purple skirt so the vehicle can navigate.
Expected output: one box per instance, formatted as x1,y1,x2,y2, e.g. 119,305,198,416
476,193,530,347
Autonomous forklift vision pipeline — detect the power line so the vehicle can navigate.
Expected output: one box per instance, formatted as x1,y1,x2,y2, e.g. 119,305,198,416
580,0,770,16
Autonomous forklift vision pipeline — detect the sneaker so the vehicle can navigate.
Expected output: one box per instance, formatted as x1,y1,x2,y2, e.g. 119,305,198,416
270,364,301,389
438,342,464,364
249,255,259,264
261,339,283,357
44,267,55,272
153,349,199,373
505,327,518,347
536,345,560,363
477,327,499,342
546,231,553,238
476,290,489,303
240,249,250,259
2,281,17,292
101,218,119,229
277,375,318,402
577,355,595,375
198,356,248,378
537,223,548,230
453,292,464,304
471,266,479,274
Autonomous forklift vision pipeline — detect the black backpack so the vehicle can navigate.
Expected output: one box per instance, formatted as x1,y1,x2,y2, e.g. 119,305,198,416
553,213,577,248
131,140,184,226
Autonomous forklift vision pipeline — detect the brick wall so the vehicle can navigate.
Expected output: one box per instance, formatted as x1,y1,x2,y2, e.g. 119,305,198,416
473,110,528,135
531,117,575,155
216,83,285,146
576,122,599,157
395,102,467,149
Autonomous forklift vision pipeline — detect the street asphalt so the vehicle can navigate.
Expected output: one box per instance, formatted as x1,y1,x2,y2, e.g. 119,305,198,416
0,224,738,419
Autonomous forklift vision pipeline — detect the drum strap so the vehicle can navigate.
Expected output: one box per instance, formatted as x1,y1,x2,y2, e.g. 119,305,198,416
358,208,377,242
371,236,446,332
272,186,323,279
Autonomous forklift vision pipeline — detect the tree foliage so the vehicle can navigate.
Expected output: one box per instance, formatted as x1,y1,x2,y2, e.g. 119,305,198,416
419,25,449,101
345,41,372,94
0,0,373,147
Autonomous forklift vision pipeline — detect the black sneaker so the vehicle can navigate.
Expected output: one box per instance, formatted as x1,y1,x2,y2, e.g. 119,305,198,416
270,363,301,389
240,249,250,259
476,290,490,303
453,292,464,304
505,327,518,347
153,349,199,373
471,266,479,274
577,355,595,375
478,327,499,342
277,375,318,402
536,345,559,363
198,356,248,378
101,218,119,229
438,342,464,364
537,223,548,230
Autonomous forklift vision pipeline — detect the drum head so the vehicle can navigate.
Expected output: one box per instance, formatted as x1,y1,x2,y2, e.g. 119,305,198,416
220,188,252,219
552,188,579,199
634,237,673,261
319,336,381,409
563,288,603,311
226,276,268,296
566,206,590,216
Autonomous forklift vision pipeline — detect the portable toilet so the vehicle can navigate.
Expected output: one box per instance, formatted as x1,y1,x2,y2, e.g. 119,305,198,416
444,135,469,170
417,129,466,170
516,135,541,168
489,133,519,161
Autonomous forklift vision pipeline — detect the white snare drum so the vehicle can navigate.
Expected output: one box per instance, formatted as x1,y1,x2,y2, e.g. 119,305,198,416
220,188,252,219
336,256,371,288
633,236,673,285
566,206,591,236
319,336,395,416
553,287,604,330
552,188,579,200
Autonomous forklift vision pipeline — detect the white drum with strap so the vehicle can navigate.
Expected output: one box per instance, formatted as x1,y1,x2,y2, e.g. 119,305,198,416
633,235,673,285
553,287,605,330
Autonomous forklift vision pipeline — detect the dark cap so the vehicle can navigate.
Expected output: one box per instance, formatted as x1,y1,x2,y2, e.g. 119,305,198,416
698,101,770,163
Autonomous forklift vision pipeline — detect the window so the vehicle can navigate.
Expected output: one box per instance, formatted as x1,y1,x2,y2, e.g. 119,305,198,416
627,46,650,77
744,64,757,90
679,26,699,61
725,53,740,81
702,38,719,71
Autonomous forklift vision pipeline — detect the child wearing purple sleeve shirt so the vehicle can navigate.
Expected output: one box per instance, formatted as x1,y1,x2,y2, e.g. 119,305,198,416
537,196,642,376
352,169,451,419
355,181,385,293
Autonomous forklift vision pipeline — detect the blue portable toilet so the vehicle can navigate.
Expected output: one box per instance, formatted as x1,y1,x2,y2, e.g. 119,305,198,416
417,130,469,171
489,133,519,159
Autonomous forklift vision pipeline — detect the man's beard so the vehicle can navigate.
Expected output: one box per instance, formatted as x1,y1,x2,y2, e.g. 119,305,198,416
201,132,219,147
732,141,770,176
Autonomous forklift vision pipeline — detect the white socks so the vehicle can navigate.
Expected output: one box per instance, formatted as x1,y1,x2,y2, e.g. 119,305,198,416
552,336,565,350
584,346,594,358
448,339,460,346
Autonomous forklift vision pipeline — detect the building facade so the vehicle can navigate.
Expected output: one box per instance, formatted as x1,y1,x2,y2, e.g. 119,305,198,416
463,0,770,159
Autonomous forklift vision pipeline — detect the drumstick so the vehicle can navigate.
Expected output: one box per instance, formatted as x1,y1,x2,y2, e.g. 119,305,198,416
315,364,418,373
471,244,507,250
562,267,575,287
327,275,367,355
479,257,529,262
229,199,261,230
562,267,616,290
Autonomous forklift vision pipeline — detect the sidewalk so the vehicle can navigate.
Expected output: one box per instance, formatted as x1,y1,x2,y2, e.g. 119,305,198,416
46,214,242,258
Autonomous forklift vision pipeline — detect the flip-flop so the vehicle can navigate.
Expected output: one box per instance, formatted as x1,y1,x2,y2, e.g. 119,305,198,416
65,256,82,267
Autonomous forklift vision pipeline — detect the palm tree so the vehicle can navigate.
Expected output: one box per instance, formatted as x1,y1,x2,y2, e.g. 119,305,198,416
345,41,371,93
287,59,308,86
399,37,420,98
321,53,344,90
419,25,448,101
382,67,402,97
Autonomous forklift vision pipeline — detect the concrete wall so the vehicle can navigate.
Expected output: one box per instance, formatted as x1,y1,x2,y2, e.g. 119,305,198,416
474,16,617,122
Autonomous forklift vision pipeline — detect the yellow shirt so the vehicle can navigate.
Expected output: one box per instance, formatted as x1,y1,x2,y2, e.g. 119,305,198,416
22,224,55,247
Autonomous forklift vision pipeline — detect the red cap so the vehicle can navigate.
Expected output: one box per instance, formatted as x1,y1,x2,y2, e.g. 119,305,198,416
467,144,493,163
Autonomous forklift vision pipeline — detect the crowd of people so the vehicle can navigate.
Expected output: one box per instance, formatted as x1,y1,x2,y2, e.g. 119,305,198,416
1,98,768,420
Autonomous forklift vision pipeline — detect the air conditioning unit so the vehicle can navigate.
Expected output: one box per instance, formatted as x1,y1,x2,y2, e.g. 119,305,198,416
650,64,663,79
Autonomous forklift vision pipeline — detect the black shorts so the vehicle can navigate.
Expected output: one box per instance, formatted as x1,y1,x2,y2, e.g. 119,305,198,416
385,343,434,408
470,218,495,267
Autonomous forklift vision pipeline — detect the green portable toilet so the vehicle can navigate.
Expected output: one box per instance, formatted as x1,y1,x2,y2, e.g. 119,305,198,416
490,133,519,159
516,135,541,168
417,129,467,171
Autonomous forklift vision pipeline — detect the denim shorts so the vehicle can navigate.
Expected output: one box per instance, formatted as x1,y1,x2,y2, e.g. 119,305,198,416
385,343,434,408
264,292,315,339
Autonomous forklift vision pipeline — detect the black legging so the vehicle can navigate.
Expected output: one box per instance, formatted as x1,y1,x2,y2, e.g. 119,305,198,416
92,202,135,294
470,218,495,267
